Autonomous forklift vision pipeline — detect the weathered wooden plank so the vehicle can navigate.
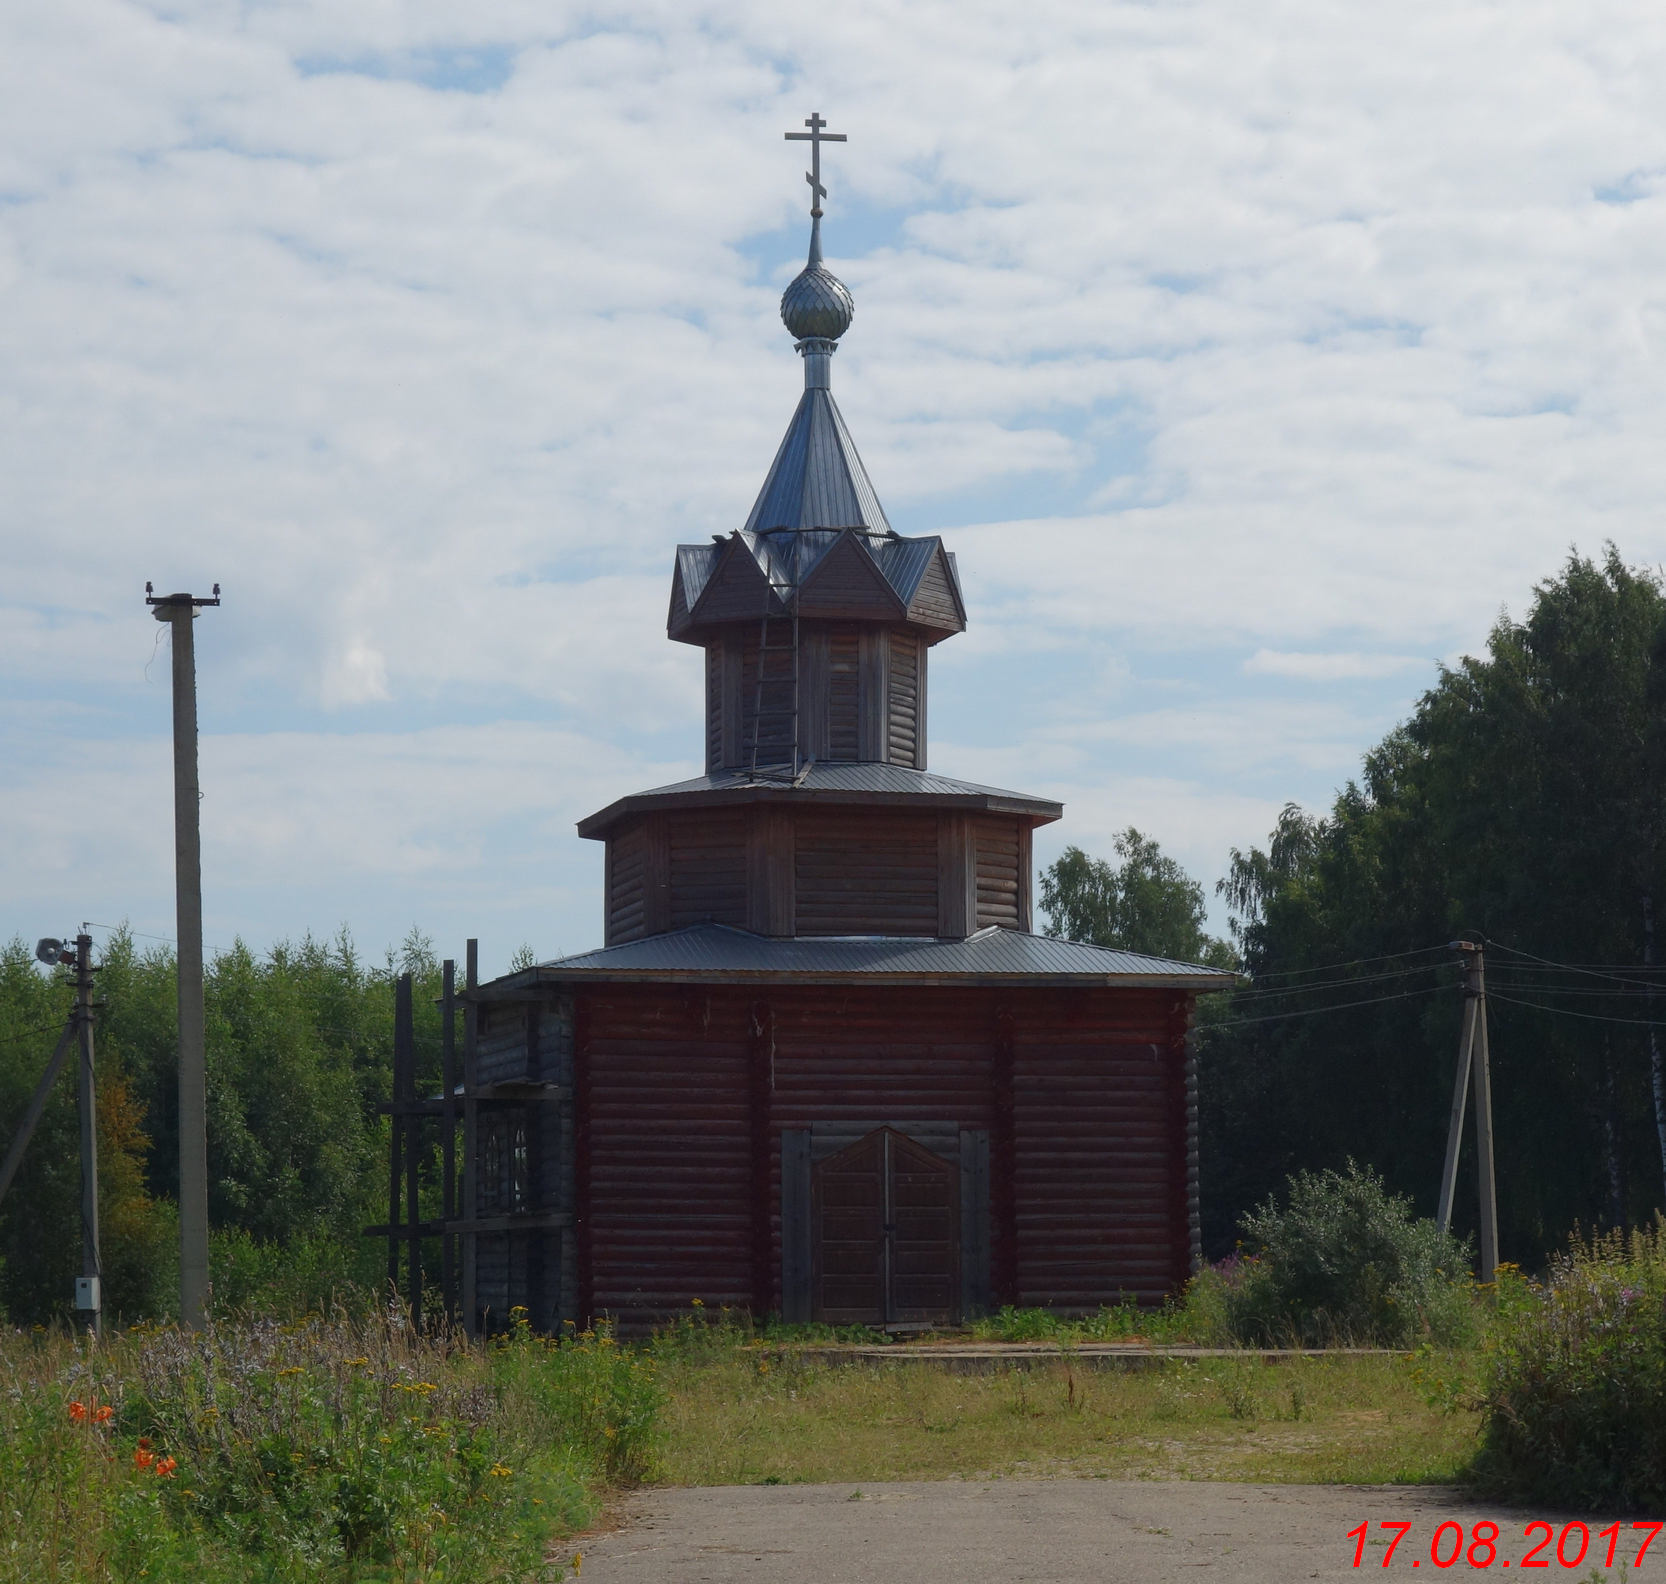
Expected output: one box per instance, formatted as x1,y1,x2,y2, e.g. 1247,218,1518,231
887,630,920,767
800,627,830,762
781,1128,812,1322
973,815,1023,930
797,532,907,623
827,626,861,760
668,809,747,928
859,627,888,761
705,643,723,773
721,634,745,769
606,822,650,945
793,808,939,936
960,1128,991,1319
904,544,965,632
746,804,795,937
915,642,928,770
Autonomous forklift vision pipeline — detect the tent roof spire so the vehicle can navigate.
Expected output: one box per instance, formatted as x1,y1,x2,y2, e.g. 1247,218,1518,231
748,112,887,536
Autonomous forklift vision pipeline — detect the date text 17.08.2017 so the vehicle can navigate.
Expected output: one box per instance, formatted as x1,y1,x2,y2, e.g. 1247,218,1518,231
1349,1520,1662,1570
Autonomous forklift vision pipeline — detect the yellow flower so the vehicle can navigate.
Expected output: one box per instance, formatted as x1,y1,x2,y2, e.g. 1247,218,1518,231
489,1463,514,1478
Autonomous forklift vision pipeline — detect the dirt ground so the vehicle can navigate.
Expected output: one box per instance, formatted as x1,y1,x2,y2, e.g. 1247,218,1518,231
576,1479,1638,1584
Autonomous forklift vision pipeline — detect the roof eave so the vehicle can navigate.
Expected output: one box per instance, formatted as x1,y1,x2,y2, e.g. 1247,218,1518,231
479,964,1238,999
576,783,1064,840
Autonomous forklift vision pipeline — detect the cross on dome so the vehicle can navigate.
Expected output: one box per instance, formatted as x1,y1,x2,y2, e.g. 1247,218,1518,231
784,112,846,219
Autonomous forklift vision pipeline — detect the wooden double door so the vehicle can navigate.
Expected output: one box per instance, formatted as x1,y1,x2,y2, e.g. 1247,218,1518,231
811,1127,960,1326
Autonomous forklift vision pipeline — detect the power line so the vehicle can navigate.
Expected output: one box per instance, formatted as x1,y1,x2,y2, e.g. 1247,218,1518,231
1229,959,1450,1001
80,922,178,945
1230,943,1451,985
1488,980,1666,999
1484,939,1666,991
1489,991,1666,1030
0,1020,70,1049
1203,982,1456,1030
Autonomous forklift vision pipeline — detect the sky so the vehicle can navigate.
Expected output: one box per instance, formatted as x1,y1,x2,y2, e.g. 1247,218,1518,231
5,1,1666,980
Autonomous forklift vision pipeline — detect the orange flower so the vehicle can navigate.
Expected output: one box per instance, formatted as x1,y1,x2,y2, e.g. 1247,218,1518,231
92,1405,113,1423
155,1457,177,1478
67,1401,87,1422
133,1447,154,1470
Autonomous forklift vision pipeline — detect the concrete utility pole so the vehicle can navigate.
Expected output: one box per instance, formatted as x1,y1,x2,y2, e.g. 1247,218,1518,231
147,583,220,1329
74,931,102,1337
1437,940,1500,1283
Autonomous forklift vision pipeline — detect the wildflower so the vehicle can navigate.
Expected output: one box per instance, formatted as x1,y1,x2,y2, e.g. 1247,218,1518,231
93,1405,113,1423
67,1401,87,1422
156,1457,177,1478
691,1298,704,1308
134,1447,155,1470
488,1463,514,1478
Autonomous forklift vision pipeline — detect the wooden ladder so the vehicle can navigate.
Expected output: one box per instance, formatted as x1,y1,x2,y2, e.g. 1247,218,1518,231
748,588,800,778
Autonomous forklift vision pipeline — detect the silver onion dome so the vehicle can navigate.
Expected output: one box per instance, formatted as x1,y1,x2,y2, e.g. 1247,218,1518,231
780,216,854,342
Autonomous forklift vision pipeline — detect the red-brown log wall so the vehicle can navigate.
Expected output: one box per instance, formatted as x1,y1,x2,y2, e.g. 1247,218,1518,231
573,982,1194,1329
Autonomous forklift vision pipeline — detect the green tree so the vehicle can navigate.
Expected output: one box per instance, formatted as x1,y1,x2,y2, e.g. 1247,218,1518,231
1200,548,1666,1264
0,925,456,1323
1039,829,1235,966
0,937,172,1321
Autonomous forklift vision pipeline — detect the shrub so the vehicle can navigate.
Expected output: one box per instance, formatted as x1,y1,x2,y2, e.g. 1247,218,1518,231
1473,1218,1666,1509
1221,1161,1476,1346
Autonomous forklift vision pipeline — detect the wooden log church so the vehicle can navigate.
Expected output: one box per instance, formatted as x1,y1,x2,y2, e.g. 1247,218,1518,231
452,118,1233,1334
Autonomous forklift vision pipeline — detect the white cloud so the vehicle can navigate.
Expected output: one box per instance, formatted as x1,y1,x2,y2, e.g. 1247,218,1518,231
1243,649,1424,681
6,0,1666,955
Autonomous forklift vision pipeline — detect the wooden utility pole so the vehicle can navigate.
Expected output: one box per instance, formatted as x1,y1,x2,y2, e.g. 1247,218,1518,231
1437,940,1499,1282
73,932,102,1336
461,939,479,1337
441,959,458,1319
147,583,220,1329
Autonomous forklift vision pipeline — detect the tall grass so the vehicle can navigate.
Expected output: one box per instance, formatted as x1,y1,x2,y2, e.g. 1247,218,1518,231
0,1306,660,1583
1474,1217,1666,1509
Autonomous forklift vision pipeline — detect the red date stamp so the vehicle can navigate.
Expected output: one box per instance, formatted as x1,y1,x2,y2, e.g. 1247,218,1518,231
1349,1520,1664,1570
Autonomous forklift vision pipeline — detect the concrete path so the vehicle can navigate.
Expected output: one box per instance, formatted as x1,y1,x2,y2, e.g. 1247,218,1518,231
578,1480,1634,1583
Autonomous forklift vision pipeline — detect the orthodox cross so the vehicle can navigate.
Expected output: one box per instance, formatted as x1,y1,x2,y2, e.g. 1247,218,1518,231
785,112,846,218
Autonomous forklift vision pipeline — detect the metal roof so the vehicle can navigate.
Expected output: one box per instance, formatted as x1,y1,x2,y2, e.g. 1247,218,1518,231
483,924,1238,995
577,762,1063,839
742,387,891,536
670,527,965,642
